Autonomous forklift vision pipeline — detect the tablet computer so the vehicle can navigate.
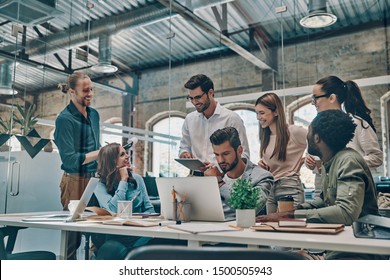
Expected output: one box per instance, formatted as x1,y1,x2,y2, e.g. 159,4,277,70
174,158,205,171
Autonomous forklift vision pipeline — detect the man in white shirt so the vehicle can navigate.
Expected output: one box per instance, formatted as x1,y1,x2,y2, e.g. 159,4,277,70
179,74,250,175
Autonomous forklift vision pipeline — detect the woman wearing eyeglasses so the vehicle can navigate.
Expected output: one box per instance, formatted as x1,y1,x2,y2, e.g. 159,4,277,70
255,92,307,214
306,75,383,175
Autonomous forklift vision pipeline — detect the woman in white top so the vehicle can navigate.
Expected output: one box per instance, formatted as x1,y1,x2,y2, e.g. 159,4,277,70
255,93,307,213
306,76,383,192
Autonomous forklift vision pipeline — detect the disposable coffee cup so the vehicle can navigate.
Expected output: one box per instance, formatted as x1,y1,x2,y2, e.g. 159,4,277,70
277,195,294,212
117,200,133,219
68,200,80,215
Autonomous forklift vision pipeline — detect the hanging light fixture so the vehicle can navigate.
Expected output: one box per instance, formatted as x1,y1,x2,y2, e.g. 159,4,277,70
300,0,337,29
0,61,18,95
91,33,118,73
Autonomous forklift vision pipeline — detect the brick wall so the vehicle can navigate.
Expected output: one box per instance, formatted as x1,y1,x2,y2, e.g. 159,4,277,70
2,26,389,174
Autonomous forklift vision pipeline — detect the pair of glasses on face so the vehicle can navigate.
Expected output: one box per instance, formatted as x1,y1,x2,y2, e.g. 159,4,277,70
187,91,207,101
311,93,331,103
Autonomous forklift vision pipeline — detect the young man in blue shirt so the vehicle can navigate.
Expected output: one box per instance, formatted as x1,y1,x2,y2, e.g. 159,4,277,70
54,72,100,259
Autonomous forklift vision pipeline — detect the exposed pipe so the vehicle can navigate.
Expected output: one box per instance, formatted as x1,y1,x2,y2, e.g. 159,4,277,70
308,0,327,14
91,33,118,73
157,0,273,70
0,61,17,95
1,0,235,58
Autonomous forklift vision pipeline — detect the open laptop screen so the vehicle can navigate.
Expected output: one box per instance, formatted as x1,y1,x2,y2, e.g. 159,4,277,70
22,177,99,222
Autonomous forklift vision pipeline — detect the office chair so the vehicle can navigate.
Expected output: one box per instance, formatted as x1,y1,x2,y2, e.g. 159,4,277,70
0,226,56,260
125,245,306,260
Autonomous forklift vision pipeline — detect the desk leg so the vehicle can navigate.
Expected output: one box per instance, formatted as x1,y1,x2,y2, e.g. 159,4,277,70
187,240,202,248
59,230,69,260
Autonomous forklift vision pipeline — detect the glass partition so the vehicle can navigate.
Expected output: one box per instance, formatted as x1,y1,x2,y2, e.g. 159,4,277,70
0,0,388,211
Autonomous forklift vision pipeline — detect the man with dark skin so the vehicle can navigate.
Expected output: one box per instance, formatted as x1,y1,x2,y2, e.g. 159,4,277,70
256,110,384,259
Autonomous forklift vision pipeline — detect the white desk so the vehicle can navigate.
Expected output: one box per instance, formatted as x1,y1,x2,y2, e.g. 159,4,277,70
1,212,389,259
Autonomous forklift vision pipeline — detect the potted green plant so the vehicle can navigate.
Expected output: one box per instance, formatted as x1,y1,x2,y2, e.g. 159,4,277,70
13,104,38,135
228,178,262,227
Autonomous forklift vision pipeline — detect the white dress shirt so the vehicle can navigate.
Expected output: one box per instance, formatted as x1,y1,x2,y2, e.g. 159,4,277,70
179,103,250,163
348,114,383,171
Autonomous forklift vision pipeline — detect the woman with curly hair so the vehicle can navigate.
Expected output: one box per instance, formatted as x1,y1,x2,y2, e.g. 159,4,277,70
255,93,307,213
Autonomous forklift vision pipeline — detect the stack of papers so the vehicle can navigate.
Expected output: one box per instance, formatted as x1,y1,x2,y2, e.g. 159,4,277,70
167,223,240,234
252,222,344,234
102,218,160,227
278,218,307,227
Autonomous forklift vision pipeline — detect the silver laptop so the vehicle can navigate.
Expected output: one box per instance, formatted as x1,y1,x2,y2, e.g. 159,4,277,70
156,176,232,222
22,177,99,222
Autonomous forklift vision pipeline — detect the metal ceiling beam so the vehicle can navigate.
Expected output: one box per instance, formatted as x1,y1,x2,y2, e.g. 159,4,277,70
1,0,235,57
22,4,170,57
157,0,273,71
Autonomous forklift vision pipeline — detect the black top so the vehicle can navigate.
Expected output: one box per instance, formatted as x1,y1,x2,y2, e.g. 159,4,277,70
54,101,100,174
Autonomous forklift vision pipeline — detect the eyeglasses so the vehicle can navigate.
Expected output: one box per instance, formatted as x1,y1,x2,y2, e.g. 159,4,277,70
187,91,206,102
311,93,330,103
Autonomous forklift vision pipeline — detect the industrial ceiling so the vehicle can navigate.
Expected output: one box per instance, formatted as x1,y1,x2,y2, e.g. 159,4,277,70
0,0,388,95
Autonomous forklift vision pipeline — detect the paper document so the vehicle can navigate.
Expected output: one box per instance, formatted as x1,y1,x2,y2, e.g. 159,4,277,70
102,218,159,227
167,223,240,234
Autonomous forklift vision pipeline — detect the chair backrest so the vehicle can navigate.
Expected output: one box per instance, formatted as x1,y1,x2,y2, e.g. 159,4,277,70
0,226,56,260
142,176,159,198
126,245,306,260
0,226,22,259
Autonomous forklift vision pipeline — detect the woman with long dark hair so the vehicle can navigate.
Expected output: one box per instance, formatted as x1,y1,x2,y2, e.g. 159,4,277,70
92,143,155,259
307,75,382,172
255,93,307,213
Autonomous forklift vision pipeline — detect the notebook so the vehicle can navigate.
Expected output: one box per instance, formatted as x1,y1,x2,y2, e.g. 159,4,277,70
22,177,99,222
156,177,231,222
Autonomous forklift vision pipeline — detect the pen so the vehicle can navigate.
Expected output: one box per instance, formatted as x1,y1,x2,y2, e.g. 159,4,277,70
129,192,139,203
172,187,177,221
229,225,243,230
119,193,138,217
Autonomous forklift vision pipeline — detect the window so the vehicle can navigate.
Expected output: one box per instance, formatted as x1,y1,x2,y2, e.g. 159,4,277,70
101,118,123,146
291,102,317,189
152,117,187,177
233,109,260,164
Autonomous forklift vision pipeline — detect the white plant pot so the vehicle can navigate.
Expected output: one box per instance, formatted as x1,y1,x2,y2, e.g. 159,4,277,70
236,209,256,228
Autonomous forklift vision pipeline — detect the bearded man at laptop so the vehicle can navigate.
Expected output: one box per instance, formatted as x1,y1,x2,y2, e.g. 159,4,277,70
207,127,274,216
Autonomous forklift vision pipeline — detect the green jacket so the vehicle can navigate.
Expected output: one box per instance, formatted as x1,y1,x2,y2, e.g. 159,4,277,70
295,148,378,224
294,148,383,259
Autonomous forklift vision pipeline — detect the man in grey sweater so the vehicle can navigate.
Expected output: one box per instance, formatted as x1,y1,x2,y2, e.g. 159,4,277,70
207,127,274,218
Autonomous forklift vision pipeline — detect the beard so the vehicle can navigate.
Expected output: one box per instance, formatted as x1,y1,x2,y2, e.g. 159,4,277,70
196,96,211,113
219,153,239,173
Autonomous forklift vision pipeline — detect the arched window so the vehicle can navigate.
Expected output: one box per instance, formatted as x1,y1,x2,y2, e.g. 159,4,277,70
287,96,317,190
146,112,187,177
101,117,123,145
225,103,260,164
232,109,260,164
